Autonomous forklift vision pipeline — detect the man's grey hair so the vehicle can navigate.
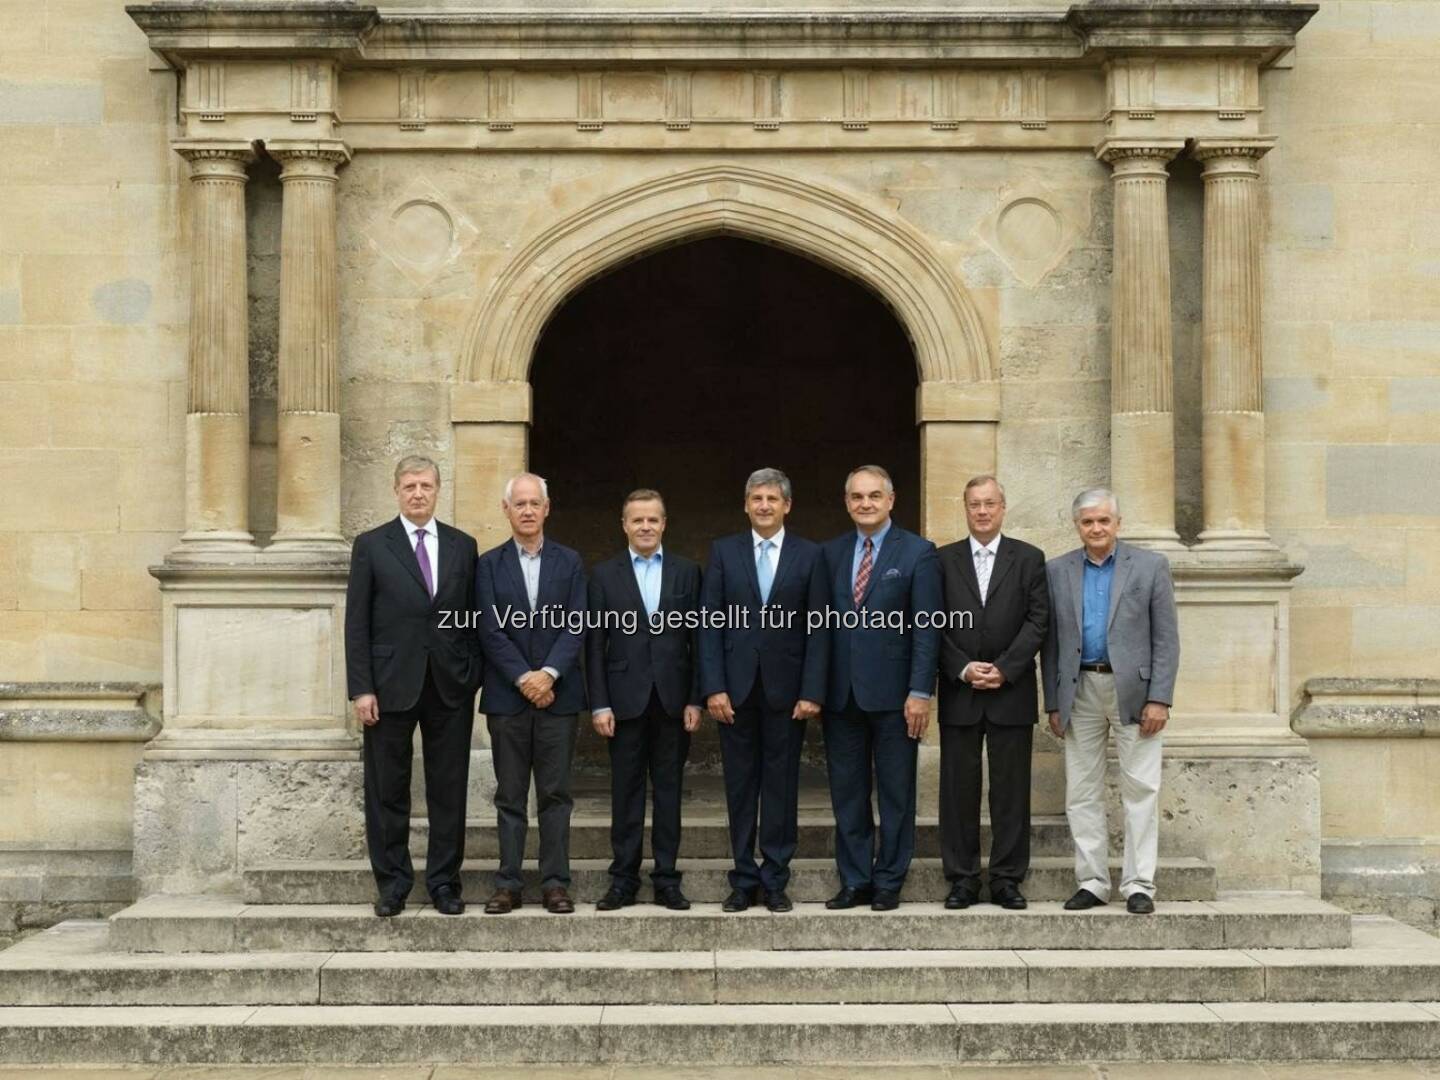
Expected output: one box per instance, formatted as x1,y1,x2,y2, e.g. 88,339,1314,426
503,471,549,504
1071,487,1120,520
963,474,1006,502
745,467,792,503
393,455,440,485
845,464,894,495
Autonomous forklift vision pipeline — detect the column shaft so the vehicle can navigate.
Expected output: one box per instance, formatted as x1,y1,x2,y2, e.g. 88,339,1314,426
1100,141,1184,549
269,144,349,551
177,145,255,551
1196,140,1275,548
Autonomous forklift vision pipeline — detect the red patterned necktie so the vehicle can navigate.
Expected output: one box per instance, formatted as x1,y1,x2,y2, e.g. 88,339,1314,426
853,536,873,607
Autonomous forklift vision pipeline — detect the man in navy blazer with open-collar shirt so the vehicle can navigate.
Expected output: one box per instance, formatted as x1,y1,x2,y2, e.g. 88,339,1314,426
475,472,587,916
344,455,483,918
821,464,941,911
699,467,829,914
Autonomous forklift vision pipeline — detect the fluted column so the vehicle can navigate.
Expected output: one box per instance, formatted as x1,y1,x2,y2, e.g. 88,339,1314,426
1098,139,1185,549
1194,138,1277,551
267,141,350,553
175,143,256,553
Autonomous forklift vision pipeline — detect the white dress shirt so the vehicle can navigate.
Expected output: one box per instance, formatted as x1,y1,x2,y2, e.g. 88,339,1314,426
969,533,1001,605
401,515,439,594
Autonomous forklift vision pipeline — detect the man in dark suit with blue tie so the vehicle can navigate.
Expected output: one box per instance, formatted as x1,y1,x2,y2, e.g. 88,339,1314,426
344,455,483,918
821,464,941,911
475,472,587,915
587,489,703,911
699,468,829,913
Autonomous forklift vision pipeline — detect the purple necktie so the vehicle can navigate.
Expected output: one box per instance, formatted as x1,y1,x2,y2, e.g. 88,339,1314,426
414,528,435,598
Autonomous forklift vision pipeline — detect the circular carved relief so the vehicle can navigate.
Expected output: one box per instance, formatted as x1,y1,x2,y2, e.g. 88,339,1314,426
995,197,1062,265
389,199,454,266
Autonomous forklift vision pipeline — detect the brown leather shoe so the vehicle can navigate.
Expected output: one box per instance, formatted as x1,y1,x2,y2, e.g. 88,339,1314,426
542,886,575,914
483,888,522,915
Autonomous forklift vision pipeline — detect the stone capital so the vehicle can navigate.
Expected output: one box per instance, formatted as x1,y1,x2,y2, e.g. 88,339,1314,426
267,140,351,180
1096,138,1185,177
1192,136,1277,178
173,140,255,180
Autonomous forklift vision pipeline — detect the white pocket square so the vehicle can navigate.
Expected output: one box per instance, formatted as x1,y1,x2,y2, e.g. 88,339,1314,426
883,568,901,579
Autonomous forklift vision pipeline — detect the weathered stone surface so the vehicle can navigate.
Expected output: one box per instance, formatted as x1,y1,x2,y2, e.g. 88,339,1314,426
1020,949,1265,1003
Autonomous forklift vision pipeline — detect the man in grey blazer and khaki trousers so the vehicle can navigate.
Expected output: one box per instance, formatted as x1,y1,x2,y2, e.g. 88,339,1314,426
1041,487,1179,915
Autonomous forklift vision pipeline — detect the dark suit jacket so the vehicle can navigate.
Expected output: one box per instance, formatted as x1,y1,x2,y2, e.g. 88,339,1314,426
586,549,702,721
475,537,587,716
698,531,829,710
822,525,941,713
344,517,483,713
936,534,1049,727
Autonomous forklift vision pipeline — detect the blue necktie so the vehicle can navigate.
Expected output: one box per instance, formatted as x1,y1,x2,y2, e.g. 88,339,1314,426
757,540,775,604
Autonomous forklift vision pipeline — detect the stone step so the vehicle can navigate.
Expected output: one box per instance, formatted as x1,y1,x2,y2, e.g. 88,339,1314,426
109,893,1351,954
414,814,1079,860
1,1000,1438,1063
6,916,1433,1009
241,856,1219,905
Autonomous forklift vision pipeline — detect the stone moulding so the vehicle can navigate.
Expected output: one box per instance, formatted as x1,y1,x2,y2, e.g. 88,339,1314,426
457,163,996,396
1291,678,1440,739
0,683,161,742
126,3,1315,67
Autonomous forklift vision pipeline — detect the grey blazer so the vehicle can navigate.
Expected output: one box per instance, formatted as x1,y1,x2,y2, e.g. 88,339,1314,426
1040,540,1180,731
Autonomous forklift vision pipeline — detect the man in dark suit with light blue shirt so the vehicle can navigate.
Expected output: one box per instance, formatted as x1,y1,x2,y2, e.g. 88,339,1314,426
587,488,703,912
1041,486,1180,916
821,464,942,911
475,472,587,915
699,467,829,913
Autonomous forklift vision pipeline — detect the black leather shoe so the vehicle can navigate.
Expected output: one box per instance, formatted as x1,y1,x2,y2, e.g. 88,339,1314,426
825,886,875,910
430,884,464,916
870,889,900,911
765,890,793,913
596,888,636,911
373,894,406,918
722,887,758,913
944,882,981,910
655,885,691,911
1064,888,1107,911
990,882,1028,910
1126,892,1155,915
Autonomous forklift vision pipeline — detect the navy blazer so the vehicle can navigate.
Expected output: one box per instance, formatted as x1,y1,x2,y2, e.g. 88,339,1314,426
475,537,588,716
586,549,703,721
822,524,942,713
698,531,829,711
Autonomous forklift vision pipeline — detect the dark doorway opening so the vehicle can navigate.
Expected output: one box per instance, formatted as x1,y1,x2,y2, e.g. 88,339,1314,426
530,236,920,567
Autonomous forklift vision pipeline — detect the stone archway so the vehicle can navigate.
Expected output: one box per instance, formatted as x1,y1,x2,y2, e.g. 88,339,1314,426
452,163,1000,548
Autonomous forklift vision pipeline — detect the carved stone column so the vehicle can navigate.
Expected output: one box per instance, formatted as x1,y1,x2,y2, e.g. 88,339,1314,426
1194,138,1278,551
174,142,256,554
1098,139,1185,549
267,141,350,553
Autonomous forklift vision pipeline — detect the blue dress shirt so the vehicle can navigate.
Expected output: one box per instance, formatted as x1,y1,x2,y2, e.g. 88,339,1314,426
851,519,893,595
1081,551,1115,664
631,546,662,617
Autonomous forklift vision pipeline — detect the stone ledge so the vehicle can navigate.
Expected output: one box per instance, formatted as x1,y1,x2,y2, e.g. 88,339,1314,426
1291,678,1440,738
0,684,160,743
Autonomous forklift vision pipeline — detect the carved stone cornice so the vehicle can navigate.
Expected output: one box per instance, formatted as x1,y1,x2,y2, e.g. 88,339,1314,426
127,3,1316,68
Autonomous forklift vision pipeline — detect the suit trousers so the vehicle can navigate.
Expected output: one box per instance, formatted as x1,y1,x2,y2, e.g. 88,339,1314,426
1064,671,1161,901
717,676,807,894
487,707,578,891
823,695,918,894
939,718,1033,889
607,689,691,895
362,665,474,901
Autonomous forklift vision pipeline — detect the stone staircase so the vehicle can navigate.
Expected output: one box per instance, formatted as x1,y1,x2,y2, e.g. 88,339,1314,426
1,806,1438,1065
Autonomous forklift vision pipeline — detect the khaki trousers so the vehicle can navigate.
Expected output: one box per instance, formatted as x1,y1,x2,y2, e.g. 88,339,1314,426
1063,671,1162,901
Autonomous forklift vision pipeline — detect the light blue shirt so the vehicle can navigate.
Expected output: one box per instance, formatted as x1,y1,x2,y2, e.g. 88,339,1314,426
851,519,892,597
513,539,558,683
1081,550,1116,664
631,546,662,617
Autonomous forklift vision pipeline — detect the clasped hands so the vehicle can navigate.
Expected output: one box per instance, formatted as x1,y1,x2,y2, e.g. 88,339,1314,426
518,669,556,709
962,661,1006,691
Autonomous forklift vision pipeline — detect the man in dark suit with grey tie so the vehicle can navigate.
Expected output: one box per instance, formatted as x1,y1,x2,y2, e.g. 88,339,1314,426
344,455,483,918
699,468,829,913
936,475,1048,911
475,472,587,915
821,464,941,911
587,488,703,911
